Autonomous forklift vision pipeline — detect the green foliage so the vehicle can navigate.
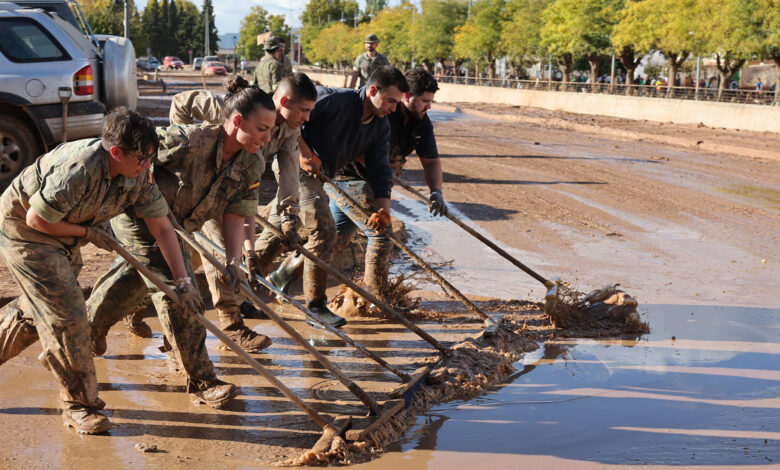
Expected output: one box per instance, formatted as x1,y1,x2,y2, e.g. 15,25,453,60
501,0,550,64
307,21,359,66
453,0,505,66
411,0,468,65
239,6,271,61
367,2,415,65
301,0,360,27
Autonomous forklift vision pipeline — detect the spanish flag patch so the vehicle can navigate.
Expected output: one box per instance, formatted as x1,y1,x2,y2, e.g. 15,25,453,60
148,169,154,184
248,180,260,190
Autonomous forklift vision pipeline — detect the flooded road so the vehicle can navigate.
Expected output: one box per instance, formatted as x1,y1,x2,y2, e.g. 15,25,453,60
355,304,779,469
1,104,778,468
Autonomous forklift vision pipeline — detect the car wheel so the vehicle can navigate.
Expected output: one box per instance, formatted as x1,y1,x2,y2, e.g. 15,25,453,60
0,116,41,191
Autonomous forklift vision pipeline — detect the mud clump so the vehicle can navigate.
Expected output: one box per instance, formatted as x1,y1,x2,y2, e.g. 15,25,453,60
278,320,537,466
547,283,649,336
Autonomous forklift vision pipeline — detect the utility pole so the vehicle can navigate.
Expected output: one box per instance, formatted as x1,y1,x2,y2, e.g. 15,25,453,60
123,0,129,38
204,3,209,56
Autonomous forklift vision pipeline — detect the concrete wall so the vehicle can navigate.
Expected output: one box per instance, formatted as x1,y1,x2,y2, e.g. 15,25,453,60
302,70,780,134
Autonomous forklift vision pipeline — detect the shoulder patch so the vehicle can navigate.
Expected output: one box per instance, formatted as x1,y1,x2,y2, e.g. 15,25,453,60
248,180,260,191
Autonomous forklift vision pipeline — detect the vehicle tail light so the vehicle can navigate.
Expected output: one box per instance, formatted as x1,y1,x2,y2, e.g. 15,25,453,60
73,65,93,95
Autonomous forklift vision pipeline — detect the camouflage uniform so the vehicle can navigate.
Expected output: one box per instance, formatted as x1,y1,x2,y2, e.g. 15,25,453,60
169,90,225,125
0,139,167,411
281,56,293,78
165,93,300,331
86,124,263,380
353,52,390,88
253,53,283,94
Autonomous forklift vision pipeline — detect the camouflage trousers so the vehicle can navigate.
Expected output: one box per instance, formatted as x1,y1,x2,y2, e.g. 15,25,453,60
324,178,392,295
198,218,249,330
0,231,102,410
85,212,215,384
255,170,336,303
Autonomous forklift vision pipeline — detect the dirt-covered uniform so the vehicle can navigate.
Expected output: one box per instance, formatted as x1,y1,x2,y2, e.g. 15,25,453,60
0,139,167,412
353,52,390,88
169,90,225,125
253,53,283,94
164,91,300,331
86,124,263,376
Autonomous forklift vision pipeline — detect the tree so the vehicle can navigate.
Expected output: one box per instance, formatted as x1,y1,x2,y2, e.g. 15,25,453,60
268,14,291,43
307,21,359,68
367,2,415,68
612,0,655,86
453,0,505,78
758,0,780,101
501,0,550,77
300,0,359,56
540,0,621,88
699,0,762,92
142,0,163,56
411,0,468,70
239,6,271,61
175,0,202,62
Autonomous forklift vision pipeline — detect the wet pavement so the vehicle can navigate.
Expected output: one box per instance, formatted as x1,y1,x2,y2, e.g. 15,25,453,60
357,304,779,468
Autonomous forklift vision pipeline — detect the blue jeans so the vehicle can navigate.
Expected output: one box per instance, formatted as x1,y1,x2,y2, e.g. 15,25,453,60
325,179,392,293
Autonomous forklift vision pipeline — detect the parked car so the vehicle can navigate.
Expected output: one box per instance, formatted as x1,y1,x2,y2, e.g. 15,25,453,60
163,56,183,70
203,61,226,76
136,55,160,71
192,57,203,70
203,55,219,63
0,0,137,189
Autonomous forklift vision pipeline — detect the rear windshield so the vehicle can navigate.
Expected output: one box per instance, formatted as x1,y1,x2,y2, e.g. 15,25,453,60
0,17,70,62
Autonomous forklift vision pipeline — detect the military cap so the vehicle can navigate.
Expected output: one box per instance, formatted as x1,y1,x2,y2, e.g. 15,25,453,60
264,37,283,51
364,34,380,44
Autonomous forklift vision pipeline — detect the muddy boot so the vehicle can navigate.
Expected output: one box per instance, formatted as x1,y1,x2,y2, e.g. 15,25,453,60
122,306,152,338
0,308,39,365
90,328,108,356
266,253,304,304
222,325,272,352
239,300,267,319
303,262,346,328
63,408,112,434
187,378,236,408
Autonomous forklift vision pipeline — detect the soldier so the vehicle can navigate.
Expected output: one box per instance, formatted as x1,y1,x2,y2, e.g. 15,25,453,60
0,108,202,434
349,34,390,89
86,85,276,391
119,74,316,348
279,37,293,77
253,37,285,94
260,67,408,328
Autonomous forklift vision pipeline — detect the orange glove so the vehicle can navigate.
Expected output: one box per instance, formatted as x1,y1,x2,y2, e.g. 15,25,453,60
299,152,322,176
366,208,391,232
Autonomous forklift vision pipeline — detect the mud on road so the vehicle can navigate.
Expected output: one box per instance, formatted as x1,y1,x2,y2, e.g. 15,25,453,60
0,97,778,467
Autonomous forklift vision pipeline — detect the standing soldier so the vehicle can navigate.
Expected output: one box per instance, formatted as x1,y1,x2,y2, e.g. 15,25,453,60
87,84,277,384
261,67,408,328
349,34,390,89
253,37,285,94
0,108,203,434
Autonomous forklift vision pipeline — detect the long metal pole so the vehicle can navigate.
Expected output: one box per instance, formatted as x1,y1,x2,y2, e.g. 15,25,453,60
254,214,450,355
123,0,129,38
321,172,489,321
193,232,411,381
171,220,384,416
94,229,332,429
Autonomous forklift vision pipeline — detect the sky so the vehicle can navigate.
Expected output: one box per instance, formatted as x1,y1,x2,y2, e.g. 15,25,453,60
210,0,415,33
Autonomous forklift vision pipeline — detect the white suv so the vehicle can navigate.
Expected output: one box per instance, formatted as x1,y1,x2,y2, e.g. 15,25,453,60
0,0,136,189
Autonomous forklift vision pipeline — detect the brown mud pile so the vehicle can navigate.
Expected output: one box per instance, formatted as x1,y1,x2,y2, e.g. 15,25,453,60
280,319,538,466
546,283,649,336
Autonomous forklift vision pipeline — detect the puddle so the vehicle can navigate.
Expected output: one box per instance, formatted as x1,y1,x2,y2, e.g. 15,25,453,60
353,304,780,468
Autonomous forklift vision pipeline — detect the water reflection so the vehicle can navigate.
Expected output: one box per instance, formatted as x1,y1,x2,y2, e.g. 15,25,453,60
390,304,780,466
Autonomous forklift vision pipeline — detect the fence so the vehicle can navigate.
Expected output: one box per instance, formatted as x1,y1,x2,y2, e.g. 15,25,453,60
304,67,779,107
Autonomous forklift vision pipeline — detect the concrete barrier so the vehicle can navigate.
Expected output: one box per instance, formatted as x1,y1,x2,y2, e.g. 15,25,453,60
302,70,780,134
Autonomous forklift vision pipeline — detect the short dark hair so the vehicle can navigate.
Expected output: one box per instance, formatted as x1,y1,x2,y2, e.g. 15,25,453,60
276,72,317,103
404,68,439,96
221,85,275,121
101,107,158,153
367,66,409,94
